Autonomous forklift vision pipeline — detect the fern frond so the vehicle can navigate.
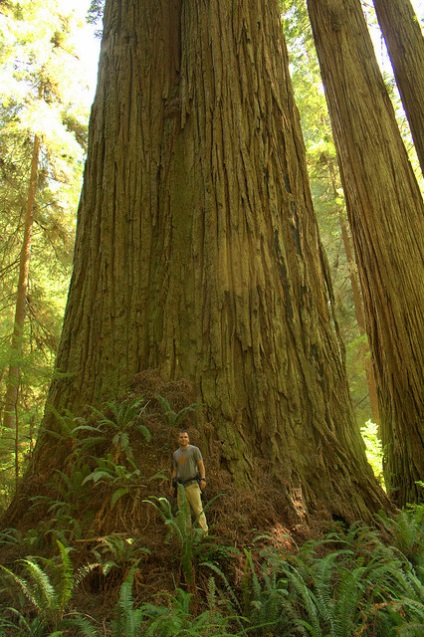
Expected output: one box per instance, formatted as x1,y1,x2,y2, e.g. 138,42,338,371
281,563,322,636
55,541,74,611
172,403,203,428
17,559,57,612
201,562,242,613
332,567,365,637
111,573,143,637
154,394,202,428
67,613,102,637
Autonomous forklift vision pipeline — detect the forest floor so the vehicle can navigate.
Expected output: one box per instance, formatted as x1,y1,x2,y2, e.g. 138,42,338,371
0,370,335,621
1,373,423,636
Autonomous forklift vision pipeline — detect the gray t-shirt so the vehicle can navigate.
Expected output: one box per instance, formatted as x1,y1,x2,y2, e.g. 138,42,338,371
173,445,203,482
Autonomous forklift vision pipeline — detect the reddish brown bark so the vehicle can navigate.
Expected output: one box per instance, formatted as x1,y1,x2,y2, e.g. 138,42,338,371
308,0,424,505
372,0,424,177
6,0,391,528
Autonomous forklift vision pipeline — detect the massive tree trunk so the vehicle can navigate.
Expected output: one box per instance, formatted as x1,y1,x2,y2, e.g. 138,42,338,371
8,0,390,526
307,0,424,506
372,0,424,177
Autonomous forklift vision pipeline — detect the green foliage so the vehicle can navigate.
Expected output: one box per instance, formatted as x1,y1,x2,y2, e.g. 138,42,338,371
28,465,92,546
17,399,166,552
56,571,145,637
74,397,151,459
89,534,150,574
239,548,289,635
43,407,85,443
197,539,241,569
1,519,424,636
154,394,203,429
376,505,424,577
0,0,90,505
145,491,205,584
0,612,66,637
139,587,237,637
73,577,238,637
80,454,163,510
202,521,424,637
87,0,105,29
73,571,143,637
361,420,384,485
89,398,151,437
0,527,21,548
82,454,141,488
107,572,143,637
0,540,77,633
39,399,162,513
268,523,424,636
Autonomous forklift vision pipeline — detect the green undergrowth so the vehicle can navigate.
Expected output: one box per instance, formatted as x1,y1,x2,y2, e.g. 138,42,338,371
361,420,384,487
0,399,422,635
0,507,423,636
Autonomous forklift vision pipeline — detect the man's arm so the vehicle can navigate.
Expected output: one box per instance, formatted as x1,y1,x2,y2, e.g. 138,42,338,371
197,459,206,487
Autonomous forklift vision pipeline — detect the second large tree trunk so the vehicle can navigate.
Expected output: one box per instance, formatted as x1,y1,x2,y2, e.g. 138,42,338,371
13,0,391,526
307,0,424,506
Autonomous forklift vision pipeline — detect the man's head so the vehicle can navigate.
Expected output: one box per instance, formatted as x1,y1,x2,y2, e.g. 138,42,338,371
178,430,190,448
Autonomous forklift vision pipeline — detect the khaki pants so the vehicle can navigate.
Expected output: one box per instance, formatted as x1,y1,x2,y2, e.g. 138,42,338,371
177,483,208,535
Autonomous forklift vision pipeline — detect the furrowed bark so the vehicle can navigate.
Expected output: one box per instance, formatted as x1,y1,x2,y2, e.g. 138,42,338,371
8,0,391,526
308,0,424,506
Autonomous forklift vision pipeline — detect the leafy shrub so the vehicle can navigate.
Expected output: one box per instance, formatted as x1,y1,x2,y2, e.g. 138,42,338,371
139,587,237,636
154,394,203,429
377,505,424,577
0,540,78,634
361,419,384,486
74,397,151,461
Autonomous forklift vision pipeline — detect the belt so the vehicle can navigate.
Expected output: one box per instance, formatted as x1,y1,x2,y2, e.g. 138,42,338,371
179,476,199,487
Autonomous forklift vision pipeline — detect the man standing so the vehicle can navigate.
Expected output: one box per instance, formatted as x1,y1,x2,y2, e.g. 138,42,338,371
170,430,208,535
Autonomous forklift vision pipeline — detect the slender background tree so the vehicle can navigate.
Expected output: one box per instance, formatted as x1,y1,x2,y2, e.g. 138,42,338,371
372,0,424,177
0,0,89,494
307,0,424,506
282,0,380,426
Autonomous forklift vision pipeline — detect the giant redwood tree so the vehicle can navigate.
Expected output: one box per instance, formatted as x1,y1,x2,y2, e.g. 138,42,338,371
307,0,424,506
7,0,390,527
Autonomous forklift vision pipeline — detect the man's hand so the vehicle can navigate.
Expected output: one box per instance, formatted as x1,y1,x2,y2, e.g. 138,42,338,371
170,477,178,497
